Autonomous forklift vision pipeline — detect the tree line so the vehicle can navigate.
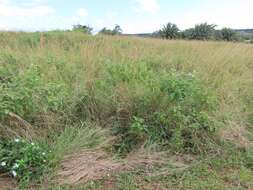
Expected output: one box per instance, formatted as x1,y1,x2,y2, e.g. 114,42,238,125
73,24,122,35
73,22,253,42
154,22,239,41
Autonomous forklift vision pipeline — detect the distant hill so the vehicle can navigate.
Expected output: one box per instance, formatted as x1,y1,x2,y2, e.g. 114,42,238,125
235,29,253,33
124,33,153,38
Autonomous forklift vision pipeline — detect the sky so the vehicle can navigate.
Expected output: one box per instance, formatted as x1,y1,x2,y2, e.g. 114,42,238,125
0,0,252,33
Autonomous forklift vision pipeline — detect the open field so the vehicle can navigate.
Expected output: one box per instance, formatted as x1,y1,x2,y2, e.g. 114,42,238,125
0,31,253,189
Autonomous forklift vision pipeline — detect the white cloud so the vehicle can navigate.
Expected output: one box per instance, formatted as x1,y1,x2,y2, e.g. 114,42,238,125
133,0,160,14
174,0,253,30
127,0,253,32
0,0,55,17
0,5,55,17
76,8,88,17
0,0,56,30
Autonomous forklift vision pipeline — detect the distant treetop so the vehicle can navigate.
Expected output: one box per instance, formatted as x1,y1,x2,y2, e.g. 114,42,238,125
99,24,123,35
73,24,93,34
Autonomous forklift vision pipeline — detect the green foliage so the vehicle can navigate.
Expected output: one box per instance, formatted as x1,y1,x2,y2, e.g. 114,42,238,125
0,139,48,182
164,149,253,189
0,31,252,188
213,30,223,40
0,63,68,120
115,173,138,190
113,24,123,34
182,23,216,40
0,64,41,119
156,23,243,42
129,117,147,135
114,117,148,154
158,22,180,39
114,72,217,154
154,72,216,152
181,28,195,39
220,28,236,41
105,61,153,84
99,24,123,35
72,24,93,34
244,149,253,170
51,122,109,164
160,73,197,101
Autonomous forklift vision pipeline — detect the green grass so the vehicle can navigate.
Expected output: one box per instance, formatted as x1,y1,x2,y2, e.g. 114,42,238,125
0,31,253,189
50,122,110,164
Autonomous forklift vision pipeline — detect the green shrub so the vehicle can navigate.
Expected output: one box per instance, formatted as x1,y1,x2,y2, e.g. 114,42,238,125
72,25,93,34
99,24,123,35
182,23,216,40
114,117,148,154
114,72,217,154
156,73,216,152
0,138,48,182
220,28,237,41
0,63,68,120
0,65,41,119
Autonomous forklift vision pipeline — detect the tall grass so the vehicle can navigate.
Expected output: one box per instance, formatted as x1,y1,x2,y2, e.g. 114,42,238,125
1,31,252,138
1,31,253,188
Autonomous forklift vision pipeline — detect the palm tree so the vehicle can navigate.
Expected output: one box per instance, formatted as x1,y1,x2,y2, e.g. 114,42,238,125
159,22,179,39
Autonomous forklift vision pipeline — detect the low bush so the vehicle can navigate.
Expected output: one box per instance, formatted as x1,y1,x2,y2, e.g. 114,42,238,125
0,138,48,183
0,62,68,121
114,72,217,154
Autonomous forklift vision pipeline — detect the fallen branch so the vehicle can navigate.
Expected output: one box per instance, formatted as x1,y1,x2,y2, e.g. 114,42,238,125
0,112,35,140
7,112,33,129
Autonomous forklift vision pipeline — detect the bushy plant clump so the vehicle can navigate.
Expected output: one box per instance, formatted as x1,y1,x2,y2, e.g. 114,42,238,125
0,60,67,120
115,72,217,154
0,138,48,182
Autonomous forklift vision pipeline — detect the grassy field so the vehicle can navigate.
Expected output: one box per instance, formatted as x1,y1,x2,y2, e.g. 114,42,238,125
0,31,253,189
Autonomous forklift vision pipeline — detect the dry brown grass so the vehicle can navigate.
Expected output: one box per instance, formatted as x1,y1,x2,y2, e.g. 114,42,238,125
219,122,253,149
56,149,166,186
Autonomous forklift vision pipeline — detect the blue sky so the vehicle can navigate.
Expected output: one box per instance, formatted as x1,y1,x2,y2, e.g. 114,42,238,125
0,0,252,33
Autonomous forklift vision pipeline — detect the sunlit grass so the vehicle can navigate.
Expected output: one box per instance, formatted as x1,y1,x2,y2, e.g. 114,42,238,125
0,31,253,189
